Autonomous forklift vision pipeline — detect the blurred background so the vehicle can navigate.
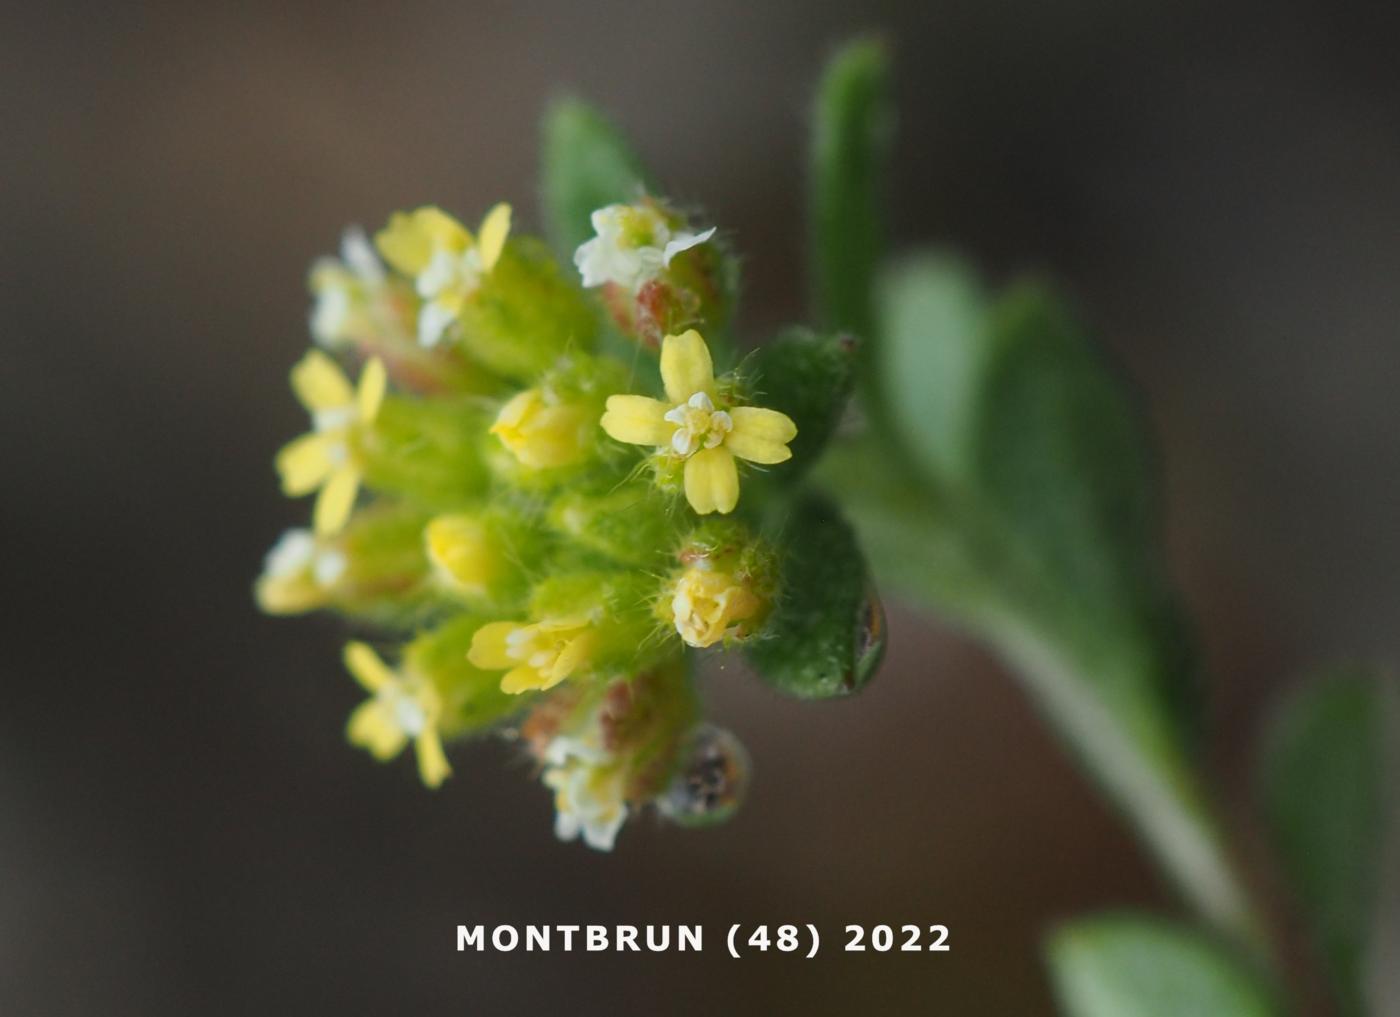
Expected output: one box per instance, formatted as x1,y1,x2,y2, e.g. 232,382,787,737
4,0,1399,1012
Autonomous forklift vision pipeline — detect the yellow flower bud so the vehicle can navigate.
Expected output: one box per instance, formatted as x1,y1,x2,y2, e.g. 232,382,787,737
490,388,592,469
423,514,500,598
670,566,763,648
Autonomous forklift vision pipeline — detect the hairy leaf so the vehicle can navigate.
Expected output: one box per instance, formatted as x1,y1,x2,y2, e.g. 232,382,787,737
809,37,892,340
1258,668,1400,1016
540,98,654,257
746,495,884,699
1047,915,1280,1017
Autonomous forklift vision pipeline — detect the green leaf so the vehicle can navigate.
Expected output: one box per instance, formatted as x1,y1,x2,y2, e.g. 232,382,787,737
866,253,989,478
825,254,1255,947
746,495,884,699
1258,669,1400,1017
540,98,654,257
809,36,892,340
750,327,857,482
1047,915,1281,1017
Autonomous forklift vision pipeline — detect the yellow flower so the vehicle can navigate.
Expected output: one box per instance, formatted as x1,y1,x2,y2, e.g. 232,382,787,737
275,351,387,536
599,330,797,514
490,388,591,469
374,203,511,348
468,616,596,694
424,514,500,598
254,528,347,614
670,566,763,648
342,641,451,789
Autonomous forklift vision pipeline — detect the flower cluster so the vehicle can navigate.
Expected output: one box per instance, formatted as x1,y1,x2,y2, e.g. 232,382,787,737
261,197,801,849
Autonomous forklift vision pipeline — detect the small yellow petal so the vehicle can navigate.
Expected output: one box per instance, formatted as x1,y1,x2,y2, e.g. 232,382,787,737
723,432,791,464
275,431,337,495
290,350,354,411
415,730,452,788
500,665,546,694
535,615,592,632
314,466,360,535
356,357,387,423
477,202,512,273
725,407,795,464
344,641,395,692
254,574,320,615
600,394,675,446
375,206,470,276
684,446,739,515
347,699,407,760
548,632,595,683
468,622,520,670
729,406,797,443
660,329,715,404
492,389,535,430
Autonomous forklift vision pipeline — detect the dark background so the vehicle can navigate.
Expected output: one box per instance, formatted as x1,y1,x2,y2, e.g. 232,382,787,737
4,1,1399,1013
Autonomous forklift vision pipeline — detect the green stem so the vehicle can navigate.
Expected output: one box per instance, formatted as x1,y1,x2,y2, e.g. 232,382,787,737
987,616,1272,963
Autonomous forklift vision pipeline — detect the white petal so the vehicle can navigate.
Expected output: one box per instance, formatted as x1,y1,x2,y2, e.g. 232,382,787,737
581,805,627,851
341,226,384,282
662,226,716,265
418,301,456,347
554,810,581,842
265,529,316,577
312,406,356,432
312,548,347,586
311,288,351,345
416,249,458,298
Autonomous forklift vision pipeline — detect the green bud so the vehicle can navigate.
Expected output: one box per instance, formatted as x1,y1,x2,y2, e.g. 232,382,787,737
457,237,597,381
548,484,679,568
403,615,525,736
357,396,492,508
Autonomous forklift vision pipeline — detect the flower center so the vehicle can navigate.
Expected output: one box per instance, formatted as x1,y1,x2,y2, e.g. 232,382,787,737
313,406,357,433
505,625,568,672
665,391,732,457
387,688,427,736
418,246,483,300
615,206,666,249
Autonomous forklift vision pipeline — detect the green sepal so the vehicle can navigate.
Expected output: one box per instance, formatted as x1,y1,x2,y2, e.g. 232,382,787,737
540,98,655,258
457,237,597,381
404,615,525,737
333,501,436,623
745,494,884,699
547,484,679,569
1046,914,1281,1017
356,396,492,508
